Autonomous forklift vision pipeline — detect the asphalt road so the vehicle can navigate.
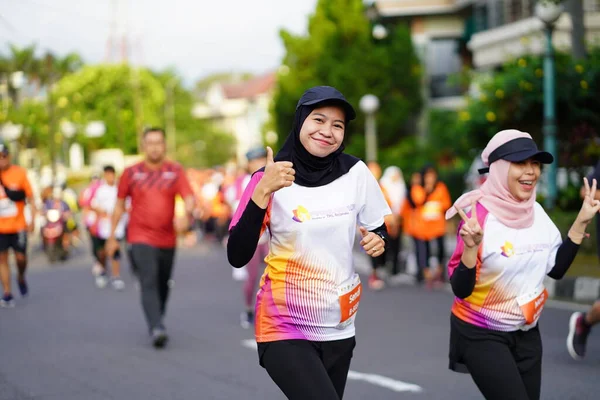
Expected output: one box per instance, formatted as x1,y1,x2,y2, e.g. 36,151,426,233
1,242,598,400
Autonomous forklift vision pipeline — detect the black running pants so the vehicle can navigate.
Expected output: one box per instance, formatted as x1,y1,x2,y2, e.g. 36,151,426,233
258,337,355,400
463,327,542,400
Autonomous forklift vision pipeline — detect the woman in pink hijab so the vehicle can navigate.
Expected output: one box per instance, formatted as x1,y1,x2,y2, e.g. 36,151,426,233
445,129,600,400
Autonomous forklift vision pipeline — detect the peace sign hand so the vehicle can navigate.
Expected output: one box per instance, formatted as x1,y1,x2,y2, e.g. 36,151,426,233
455,201,483,249
577,178,600,225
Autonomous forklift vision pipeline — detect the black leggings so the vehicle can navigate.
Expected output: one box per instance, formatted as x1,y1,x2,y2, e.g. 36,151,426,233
258,337,355,400
370,233,403,275
458,325,542,399
414,236,446,282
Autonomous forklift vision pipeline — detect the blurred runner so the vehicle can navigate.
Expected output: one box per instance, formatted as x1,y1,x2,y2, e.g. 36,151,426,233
567,159,600,360
366,161,392,290
227,147,269,328
0,141,37,307
379,166,406,277
105,127,194,349
90,165,127,290
79,174,103,277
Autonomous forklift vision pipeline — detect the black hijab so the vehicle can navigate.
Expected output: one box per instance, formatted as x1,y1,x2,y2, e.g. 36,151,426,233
274,86,360,187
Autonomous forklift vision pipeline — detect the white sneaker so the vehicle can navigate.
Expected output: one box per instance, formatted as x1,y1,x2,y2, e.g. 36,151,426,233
95,274,108,289
111,278,125,291
0,295,15,308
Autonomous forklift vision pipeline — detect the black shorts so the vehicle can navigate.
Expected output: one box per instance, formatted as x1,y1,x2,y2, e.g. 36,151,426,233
91,236,121,260
0,231,28,254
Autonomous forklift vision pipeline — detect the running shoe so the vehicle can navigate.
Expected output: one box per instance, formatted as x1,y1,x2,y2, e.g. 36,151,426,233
567,312,591,360
111,278,125,291
17,279,28,297
368,273,385,291
95,273,108,289
0,294,15,308
152,327,169,349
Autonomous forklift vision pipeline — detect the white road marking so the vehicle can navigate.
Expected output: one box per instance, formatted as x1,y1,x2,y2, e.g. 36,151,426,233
241,339,423,393
347,371,422,393
242,339,258,350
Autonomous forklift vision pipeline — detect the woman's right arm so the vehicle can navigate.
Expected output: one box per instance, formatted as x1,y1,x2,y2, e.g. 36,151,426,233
227,172,270,268
449,204,484,299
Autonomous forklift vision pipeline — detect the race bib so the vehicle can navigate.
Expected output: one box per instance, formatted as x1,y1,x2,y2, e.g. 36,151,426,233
517,285,548,325
0,198,18,218
336,274,362,329
422,201,442,221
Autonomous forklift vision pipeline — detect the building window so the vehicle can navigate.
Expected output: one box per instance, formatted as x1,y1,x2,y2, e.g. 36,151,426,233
427,38,464,98
504,0,534,24
584,0,600,12
482,0,535,28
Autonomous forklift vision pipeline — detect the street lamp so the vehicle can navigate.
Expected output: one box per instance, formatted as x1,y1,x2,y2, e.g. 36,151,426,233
1,122,23,164
60,121,76,167
10,71,24,108
372,24,388,40
359,94,380,162
536,1,564,210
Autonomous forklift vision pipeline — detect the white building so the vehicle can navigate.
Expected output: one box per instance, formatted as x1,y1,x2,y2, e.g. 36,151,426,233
192,72,276,165
374,0,600,110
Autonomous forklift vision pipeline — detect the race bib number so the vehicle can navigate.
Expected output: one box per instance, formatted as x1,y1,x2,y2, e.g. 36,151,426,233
517,285,548,325
0,198,18,218
336,274,362,329
422,201,442,221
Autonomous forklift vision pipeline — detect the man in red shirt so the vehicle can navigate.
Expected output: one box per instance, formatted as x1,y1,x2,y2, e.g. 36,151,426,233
106,127,194,348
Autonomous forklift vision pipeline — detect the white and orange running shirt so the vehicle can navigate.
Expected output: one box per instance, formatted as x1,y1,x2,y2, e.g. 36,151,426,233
448,202,562,332
230,161,391,342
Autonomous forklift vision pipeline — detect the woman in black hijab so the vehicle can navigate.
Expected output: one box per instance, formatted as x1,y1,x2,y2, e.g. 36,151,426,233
227,86,392,399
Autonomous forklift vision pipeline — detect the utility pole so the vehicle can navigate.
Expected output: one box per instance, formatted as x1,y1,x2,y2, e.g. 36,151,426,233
165,79,177,158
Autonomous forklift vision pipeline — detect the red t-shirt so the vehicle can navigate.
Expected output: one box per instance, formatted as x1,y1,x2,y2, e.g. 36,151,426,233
118,161,193,248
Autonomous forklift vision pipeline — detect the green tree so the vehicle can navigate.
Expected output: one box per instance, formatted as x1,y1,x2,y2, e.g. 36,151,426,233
452,49,600,167
52,64,165,155
273,0,422,160
153,69,237,168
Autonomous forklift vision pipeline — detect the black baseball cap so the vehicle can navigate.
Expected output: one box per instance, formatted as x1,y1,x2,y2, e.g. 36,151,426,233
479,137,553,174
296,86,356,121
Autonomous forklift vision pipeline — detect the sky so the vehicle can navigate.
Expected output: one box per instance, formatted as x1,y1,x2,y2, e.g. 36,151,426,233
0,0,318,85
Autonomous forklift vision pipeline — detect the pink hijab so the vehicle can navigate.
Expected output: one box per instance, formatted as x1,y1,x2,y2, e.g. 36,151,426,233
445,130,537,229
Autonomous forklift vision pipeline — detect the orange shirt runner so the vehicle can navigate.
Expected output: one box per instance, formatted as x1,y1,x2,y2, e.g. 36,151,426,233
0,165,34,234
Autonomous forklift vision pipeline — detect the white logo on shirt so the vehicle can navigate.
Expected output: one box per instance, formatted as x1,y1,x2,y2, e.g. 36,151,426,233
162,171,176,179
309,204,356,221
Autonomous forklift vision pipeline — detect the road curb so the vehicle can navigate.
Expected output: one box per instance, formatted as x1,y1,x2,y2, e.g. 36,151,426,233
545,276,600,303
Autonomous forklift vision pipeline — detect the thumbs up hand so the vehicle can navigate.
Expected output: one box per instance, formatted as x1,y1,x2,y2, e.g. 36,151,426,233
252,147,295,208
359,226,385,258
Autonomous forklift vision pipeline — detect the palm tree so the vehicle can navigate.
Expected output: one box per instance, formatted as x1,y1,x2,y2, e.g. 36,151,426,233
38,51,84,173
0,44,39,106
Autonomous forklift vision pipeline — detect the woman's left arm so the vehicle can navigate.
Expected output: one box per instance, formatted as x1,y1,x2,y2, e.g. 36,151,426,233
548,178,600,279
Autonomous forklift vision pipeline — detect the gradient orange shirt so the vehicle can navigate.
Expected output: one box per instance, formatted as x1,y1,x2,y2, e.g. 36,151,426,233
0,165,33,233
